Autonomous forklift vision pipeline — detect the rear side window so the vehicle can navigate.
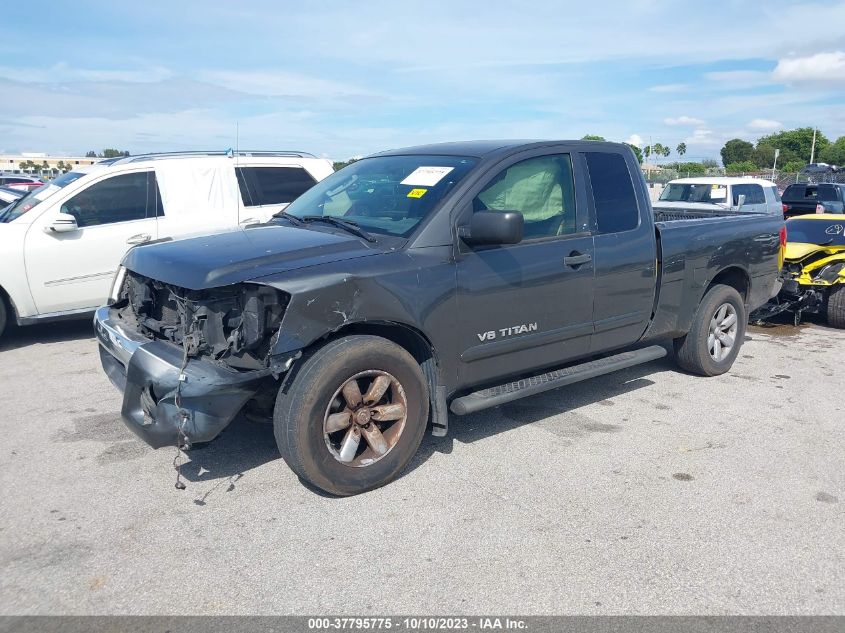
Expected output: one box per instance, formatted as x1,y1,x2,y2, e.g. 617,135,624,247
782,184,805,200
768,186,781,202
585,152,639,233
236,166,317,206
733,184,765,205
817,185,839,202
60,171,162,227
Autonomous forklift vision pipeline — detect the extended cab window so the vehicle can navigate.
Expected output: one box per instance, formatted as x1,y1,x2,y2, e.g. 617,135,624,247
473,154,577,239
236,167,316,206
585,152,638,233
733,184,764,205
60,172,161,227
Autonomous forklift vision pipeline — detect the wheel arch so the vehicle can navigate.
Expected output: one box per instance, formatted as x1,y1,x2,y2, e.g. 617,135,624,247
706,266,751,303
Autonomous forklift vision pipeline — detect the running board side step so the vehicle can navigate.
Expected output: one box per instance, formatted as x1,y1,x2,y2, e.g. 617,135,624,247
450,345,667,415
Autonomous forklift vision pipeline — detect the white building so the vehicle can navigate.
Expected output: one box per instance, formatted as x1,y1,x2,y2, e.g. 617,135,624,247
0,153,102,176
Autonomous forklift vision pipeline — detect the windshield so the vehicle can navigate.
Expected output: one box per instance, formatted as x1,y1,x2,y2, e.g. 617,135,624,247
659,183,728,204
281,155,479,238
0,171,87,223
786,219,845,246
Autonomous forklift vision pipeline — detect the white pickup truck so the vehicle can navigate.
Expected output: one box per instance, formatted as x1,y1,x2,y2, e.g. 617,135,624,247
0,150,333,338
654,177,783,216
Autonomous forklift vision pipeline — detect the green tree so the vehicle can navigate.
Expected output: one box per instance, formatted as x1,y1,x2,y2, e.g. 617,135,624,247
725,160,757,174
643,145,652,162
701,158,719,169
667,161,706,175
85,150,97,158
752,144,777,169
756,127,828,164
782,160,807,174
332,158,359,171
581,134,606,141
624,142,643,164
676,143,686,157
101,149,130,158
818,136,845,165
720,139,754,166
652,143,670,159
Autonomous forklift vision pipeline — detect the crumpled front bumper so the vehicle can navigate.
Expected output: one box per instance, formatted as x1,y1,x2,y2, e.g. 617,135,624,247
94,306,271,449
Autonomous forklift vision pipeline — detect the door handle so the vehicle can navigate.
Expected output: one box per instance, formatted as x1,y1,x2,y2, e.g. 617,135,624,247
564,251,592,267
126,233,152,245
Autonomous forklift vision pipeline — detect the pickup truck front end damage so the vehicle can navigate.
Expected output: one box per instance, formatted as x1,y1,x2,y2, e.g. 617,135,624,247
95,271,297,448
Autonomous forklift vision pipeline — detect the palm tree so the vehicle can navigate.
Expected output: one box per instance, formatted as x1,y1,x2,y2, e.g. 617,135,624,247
676,142,687,157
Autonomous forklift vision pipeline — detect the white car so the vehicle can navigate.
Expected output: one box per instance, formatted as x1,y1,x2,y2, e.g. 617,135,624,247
654,177,783,216
0,150,333,337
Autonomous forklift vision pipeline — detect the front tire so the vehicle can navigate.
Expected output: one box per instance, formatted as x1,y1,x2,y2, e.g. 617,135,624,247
827,285,845,329
0,297,7,339
674,284,746,376
274,335,429,496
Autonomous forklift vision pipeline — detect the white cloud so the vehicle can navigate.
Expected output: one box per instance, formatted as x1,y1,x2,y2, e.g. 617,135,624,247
649,84,688,93
748,118,782,130
773,51,845,84
626,134,643,148
704,70,772,89
664,116,705,126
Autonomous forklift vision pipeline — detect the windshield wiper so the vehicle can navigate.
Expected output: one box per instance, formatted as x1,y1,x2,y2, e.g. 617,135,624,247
300,215,376,242
272,210,305,225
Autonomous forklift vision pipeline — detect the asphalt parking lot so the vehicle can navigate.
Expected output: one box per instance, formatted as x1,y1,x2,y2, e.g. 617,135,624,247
0,319,842,615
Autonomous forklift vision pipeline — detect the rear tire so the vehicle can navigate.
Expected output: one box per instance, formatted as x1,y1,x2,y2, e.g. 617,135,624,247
274,335,429,496
674,284,746,376
827,286,845,329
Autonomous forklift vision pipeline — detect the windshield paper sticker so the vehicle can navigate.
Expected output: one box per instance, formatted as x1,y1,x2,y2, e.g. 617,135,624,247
710,185,727,200
407,188,427,198
401,166,454,187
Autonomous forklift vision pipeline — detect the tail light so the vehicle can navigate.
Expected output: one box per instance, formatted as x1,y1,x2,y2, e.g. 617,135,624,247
778,225,787,271
816,203,825,213
782,203,788,213
779,225,787,249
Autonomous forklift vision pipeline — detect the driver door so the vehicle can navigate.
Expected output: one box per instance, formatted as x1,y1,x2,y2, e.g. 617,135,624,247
24,170,161,314
454,151,595,389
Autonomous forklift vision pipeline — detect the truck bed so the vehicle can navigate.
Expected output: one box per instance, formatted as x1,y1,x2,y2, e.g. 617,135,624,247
645,208,783,342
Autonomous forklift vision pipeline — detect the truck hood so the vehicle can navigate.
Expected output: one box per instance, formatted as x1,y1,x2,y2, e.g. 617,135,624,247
122,224,385,290
784,242,845,262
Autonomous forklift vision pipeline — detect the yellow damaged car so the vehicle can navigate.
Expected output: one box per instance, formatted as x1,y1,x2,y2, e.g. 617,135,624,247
752,214,845,327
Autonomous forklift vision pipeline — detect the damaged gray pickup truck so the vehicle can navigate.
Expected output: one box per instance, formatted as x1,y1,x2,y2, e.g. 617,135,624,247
95,140,784,495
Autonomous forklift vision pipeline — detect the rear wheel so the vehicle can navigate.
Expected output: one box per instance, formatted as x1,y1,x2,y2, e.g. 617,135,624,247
827,285,845,329
274,335,429,496
674,284,746,376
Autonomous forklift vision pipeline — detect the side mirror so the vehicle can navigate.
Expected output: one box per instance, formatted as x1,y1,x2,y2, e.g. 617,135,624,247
46,212,78,234
461,211,524,246
736,194,746,209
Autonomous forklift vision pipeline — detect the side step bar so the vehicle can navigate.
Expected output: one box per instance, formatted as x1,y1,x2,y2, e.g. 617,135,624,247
450,345,667,415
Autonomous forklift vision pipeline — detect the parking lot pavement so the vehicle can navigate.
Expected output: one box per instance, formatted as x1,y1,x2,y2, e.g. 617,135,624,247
0,319,843,615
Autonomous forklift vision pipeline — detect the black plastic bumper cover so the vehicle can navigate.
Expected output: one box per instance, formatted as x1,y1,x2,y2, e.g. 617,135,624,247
95,307,271,449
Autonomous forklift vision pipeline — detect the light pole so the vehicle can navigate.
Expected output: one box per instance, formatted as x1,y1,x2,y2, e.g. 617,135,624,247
809,128,817,164
771,148,780,181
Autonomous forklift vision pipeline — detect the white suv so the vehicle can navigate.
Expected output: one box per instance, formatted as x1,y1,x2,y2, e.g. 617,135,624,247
0,150,333,337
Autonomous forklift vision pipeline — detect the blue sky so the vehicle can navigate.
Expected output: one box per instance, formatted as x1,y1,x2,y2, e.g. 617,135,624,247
2,0,844,162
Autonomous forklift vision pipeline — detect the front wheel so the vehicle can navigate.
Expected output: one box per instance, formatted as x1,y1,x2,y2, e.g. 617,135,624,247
827,285,845,329
674,284,747,376
0,297,7,339
273,335,429,496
